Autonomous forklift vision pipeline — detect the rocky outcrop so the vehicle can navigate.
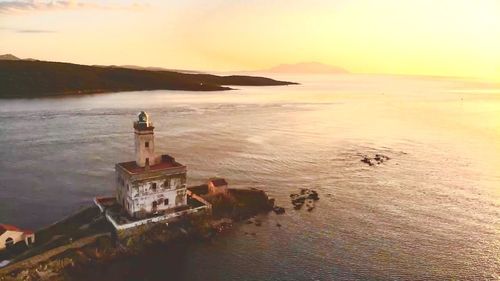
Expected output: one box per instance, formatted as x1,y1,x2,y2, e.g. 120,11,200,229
0,187,277,281
290,188,320,210
272,206,285,215
361,154,390,166
202,188,274,220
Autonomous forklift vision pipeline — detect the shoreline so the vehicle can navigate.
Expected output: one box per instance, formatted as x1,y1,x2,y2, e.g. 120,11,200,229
0,60,298,99
0,187,276,281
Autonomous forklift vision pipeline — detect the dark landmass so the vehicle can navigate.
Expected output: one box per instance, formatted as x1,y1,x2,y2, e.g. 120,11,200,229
0,60,297,98
0,187,275,281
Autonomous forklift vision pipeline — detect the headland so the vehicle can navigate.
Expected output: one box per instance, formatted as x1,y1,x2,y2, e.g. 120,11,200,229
0,60,297,99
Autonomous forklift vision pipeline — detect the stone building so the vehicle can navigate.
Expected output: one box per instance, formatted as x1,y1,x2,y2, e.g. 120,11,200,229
115,112,188,219
208,178,228,194
0,224,35,250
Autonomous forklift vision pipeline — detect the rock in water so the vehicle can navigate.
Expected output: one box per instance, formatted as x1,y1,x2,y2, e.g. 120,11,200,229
307,190,319,201
273,206,285,214
361,156,375,166
361,154,391,166
290,188,320,210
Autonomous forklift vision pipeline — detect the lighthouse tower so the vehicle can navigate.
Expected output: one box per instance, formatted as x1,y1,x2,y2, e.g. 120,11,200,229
115,112,188,219
134,111,158,168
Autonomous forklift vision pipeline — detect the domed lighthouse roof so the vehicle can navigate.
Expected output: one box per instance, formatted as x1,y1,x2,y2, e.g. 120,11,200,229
138,111,149,123
134,111,153,130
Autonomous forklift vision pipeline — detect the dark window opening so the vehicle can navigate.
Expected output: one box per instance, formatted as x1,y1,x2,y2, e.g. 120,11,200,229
152,182,157,190
164,198,169,206
145,141,149,148
164,180,170,189
5,238,14,248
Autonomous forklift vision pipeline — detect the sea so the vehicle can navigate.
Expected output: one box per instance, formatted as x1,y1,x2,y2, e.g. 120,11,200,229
0,73,499,280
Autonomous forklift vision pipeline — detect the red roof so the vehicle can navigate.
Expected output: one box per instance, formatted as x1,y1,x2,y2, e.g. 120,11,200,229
0,224,21,232
118,154,185,174
210,178,228,187
0,224,33,236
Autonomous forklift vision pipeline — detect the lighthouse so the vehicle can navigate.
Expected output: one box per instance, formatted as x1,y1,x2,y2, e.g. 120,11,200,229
114,112,188,219
134,111,157,168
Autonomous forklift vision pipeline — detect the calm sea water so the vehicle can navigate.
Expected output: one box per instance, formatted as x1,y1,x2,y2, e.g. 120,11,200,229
0,74,499,280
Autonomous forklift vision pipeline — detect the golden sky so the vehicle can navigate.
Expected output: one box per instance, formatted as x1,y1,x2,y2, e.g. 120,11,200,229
1,0,499,80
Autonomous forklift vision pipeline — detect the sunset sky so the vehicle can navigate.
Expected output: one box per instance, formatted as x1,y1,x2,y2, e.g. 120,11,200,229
1,0,499,80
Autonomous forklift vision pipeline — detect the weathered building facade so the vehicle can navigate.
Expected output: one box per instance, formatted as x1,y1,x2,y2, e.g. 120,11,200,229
115,112,188,219
0,224,35,250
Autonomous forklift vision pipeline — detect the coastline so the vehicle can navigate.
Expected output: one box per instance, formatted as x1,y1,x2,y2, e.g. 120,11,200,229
0,187,276,281
0,60,298,99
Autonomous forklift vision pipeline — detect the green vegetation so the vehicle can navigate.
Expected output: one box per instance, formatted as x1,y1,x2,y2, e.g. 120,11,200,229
0,60,296,98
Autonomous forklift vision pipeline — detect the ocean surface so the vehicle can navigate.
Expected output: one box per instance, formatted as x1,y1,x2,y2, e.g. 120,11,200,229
0,74,499,280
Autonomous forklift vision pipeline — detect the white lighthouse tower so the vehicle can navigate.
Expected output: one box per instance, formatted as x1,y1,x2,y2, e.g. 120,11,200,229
114,112,188,219
134,111,157,168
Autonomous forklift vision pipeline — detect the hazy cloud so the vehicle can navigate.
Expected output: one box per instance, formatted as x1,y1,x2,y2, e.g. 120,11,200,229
16,28,56,33
0,26,57,33
0,0,148,14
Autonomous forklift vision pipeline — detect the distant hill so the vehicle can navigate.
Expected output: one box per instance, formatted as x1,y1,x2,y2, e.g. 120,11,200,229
92,64,203,74
0,54,38,61
263,62,349,74
118,65,203,74
0,54,21,61
0,60,297,98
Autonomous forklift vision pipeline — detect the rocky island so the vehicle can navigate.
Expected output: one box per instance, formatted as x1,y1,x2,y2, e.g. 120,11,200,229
0,112,278,281
0,58,297,99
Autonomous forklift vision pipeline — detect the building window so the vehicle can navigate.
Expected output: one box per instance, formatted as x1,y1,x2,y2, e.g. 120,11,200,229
145,141,149,148
164,198,169,206
164,179,169,189
152,182,157,191
5,237,14,248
